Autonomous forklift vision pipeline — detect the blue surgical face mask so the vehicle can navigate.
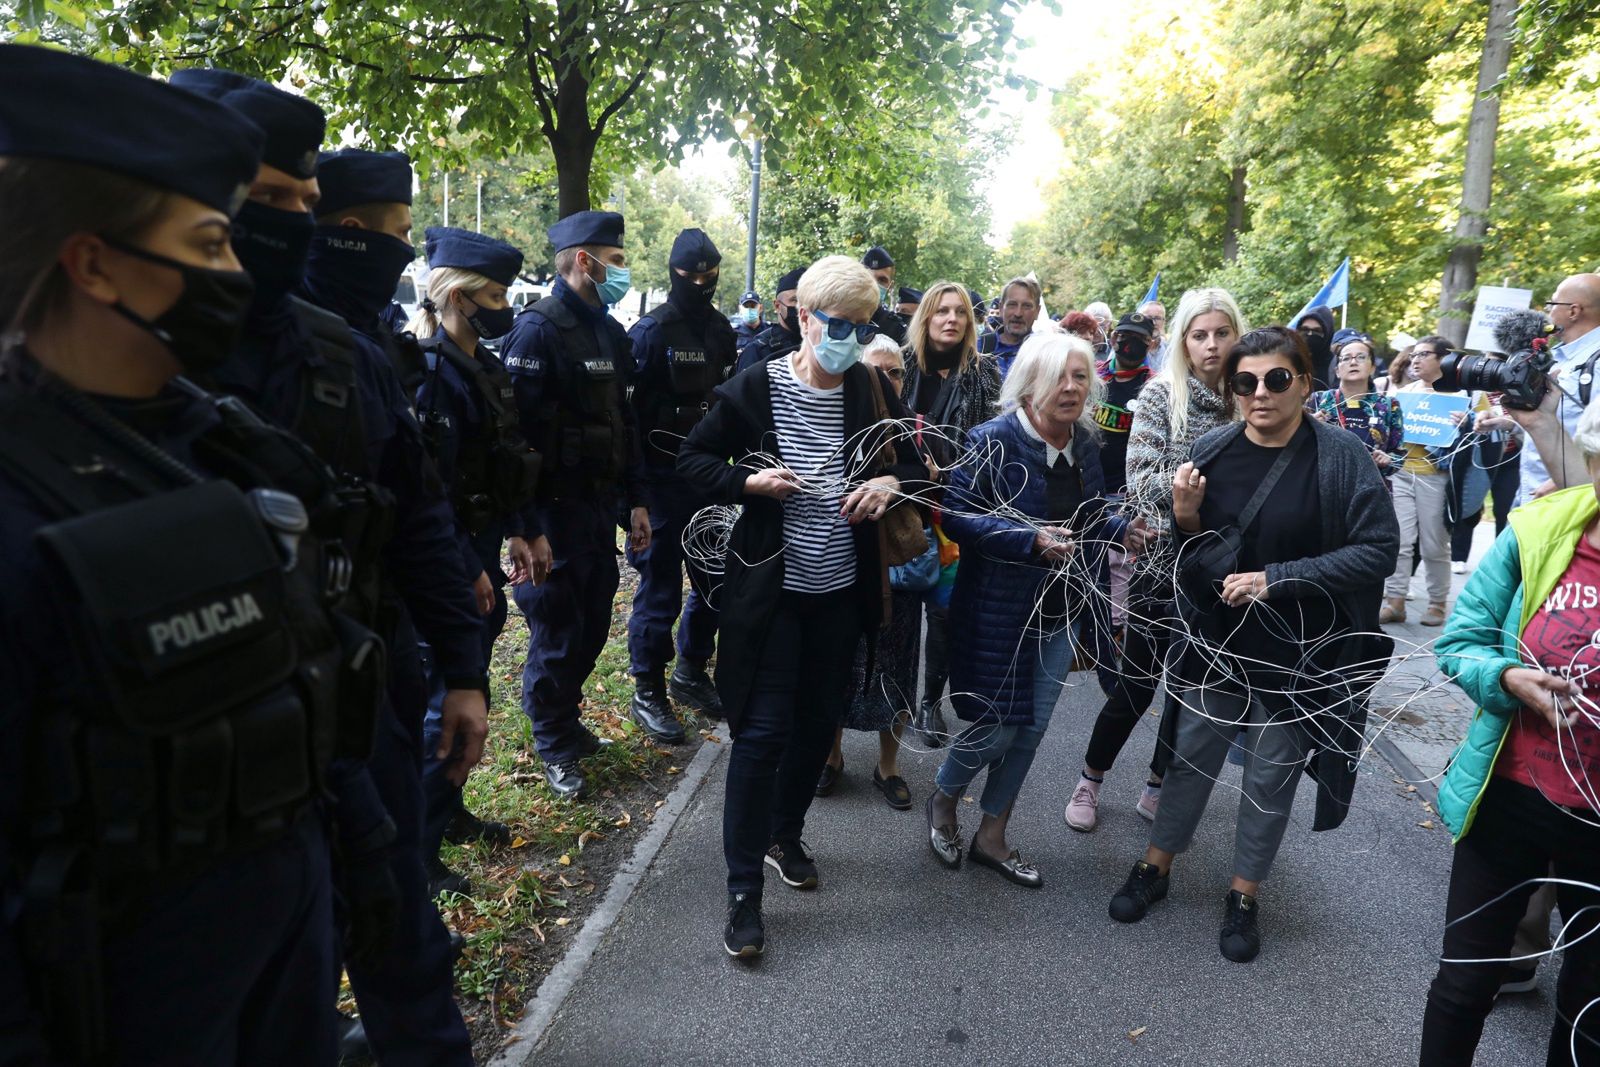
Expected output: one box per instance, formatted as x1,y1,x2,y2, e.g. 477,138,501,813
740,307,760,327
810,317,862,374
586,255,631,306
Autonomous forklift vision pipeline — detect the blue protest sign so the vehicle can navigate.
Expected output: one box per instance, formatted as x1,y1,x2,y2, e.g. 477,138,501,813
1396,391,1470,447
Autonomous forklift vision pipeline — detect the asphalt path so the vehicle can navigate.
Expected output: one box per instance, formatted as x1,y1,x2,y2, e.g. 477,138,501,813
532,679,1555,1065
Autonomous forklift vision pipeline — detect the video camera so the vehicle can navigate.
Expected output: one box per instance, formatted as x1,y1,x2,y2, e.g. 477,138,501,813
1435,307,1554,410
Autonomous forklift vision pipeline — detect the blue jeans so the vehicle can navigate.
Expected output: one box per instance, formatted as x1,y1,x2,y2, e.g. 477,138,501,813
935,623,1076,817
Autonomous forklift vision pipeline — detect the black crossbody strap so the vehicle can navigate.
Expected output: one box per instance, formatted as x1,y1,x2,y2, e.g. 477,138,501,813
1233,426,1308,532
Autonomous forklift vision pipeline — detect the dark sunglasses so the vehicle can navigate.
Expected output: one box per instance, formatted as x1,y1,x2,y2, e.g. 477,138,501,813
1229,368,1302,396
810,307,879,344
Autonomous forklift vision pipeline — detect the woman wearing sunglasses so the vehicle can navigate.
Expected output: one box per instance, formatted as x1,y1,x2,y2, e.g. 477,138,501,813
1108,326,1398,963
678,255,928,959
1308,333,1406,476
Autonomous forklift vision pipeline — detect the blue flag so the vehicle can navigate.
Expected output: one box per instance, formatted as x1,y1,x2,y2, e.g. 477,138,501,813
1142,272,1160,306
1292,257,1350,325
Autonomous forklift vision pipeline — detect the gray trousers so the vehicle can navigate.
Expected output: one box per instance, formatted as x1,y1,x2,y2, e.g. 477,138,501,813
1149,685,1314,883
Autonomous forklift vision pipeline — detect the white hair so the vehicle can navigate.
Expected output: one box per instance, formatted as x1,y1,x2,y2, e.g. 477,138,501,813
1000,331,1102,438
863,333,902,360
1085,300,1113,323
1576,396,1600,460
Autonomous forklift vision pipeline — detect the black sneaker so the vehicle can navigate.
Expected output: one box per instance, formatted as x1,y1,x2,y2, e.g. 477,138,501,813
1109,860,1169,923
426,854,471,898
764,839,819,889
443,809,513,848
1219,889,1261,962
724,892,764,959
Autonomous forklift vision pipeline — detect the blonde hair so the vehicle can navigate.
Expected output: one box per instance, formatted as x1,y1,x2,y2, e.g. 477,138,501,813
1156,287,1247,442
796,255,878,322
1001,332,1102,440
406,266,496,337
906,280,978,374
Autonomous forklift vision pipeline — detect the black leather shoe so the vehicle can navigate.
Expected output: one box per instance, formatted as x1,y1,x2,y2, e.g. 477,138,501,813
575,728,613,759
1220,889,1261,963
443,809,513,848
669,660,724,720
426,855,471,898
448,929,467,962
630,672,686,743
814,760,842,797
873,767,913,810
968,841,1043,888
543,759,587,800
914,700,948,749
925,793,962,869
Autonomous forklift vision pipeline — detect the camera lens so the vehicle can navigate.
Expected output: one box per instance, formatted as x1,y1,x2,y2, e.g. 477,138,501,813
1435,352,1506,394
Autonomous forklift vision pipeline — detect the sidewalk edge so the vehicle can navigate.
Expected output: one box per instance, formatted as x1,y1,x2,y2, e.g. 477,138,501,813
488,725,731,1067
1371,730,1440,806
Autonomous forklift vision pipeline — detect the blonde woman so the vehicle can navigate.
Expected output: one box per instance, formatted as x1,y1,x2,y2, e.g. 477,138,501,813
899,281,1003,751
1065,287,1245,832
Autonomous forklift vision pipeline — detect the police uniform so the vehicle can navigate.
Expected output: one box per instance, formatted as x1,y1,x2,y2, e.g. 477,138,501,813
500,211,645,798
0,46,357,1065
733,267,806,375
172,69,479,1066
732,289,764,353
623,229,737,738
861,245,907,345
411,228,541,864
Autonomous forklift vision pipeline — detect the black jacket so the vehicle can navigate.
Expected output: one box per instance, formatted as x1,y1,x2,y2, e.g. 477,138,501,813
677,357,929,729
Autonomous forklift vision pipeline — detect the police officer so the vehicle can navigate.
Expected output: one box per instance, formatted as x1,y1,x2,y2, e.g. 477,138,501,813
734,266,805,374
0,45,365,1064
169,68,484,1065
623,228,736,741
861,245,907,344
733,289,763,352
501,211,651,799
410,227,543,881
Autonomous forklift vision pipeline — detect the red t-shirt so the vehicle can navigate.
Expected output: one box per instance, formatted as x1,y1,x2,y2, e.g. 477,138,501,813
1496,535,1600,809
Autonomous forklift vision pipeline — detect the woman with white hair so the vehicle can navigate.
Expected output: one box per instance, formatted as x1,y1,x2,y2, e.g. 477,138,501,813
924,332,1134,887
1422,397,1600,1064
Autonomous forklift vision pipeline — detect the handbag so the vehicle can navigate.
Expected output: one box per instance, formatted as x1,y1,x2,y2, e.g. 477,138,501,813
1178,427,1307,603
865,364,928,567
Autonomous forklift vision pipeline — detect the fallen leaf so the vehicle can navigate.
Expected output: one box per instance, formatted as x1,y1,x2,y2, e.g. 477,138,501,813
554,917,570,927
654,799,666,808
577,829,606,851
530,923,545,944
558,854,573,866
1406,785,1418,793
595,683,606,693
667,765,681,774
701,731,723,743
614,811,632,828
1418,820,1434,829
510,836,528,849
1128,1026,1147,1042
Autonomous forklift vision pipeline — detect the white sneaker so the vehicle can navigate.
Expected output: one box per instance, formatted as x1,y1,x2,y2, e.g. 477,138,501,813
1064,777,1101,832
1452,560,1467,574
1136,784,1161,822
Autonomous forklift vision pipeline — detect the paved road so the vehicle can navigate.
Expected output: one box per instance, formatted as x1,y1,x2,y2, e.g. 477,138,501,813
529,665,1555,1065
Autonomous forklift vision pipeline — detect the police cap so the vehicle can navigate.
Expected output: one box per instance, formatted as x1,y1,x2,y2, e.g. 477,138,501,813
740,290,761,306
861,246,894,270
316,149,412,215
548,210,625,253
424,227,524,287
669,228,721,273
0,44,263,216
775,268,806,296
169,68,324,180
898,286,924,306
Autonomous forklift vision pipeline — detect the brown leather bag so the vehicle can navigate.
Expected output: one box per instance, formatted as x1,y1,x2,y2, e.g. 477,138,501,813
864,364,927,567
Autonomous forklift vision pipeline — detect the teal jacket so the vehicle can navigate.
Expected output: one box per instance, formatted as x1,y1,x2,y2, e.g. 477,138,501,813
1435,485,1599,841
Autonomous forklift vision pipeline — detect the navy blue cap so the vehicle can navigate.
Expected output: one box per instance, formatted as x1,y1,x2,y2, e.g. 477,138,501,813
169,68,325,180
862,246,894,270
968,289,985,310
548,210,625,253
669,228,721,273
776,268,805,295
898,286,924,306
424,227,523,287
316,149,412,216
740,290,761,305
0,45,263,216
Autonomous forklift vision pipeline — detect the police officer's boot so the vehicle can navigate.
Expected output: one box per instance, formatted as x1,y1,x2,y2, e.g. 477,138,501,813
669,659,723,720
630,670,686,743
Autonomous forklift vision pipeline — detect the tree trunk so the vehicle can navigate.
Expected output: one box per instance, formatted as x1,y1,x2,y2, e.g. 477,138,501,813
1436,0,1516,346
552,132,597,218
1222,164,1248,263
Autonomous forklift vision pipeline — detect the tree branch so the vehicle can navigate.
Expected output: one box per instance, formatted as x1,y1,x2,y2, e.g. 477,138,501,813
593,25,668,131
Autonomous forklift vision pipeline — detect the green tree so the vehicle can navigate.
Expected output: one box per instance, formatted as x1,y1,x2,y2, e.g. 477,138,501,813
49,0,1022,217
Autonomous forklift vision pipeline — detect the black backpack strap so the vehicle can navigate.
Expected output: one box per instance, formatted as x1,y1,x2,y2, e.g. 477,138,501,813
286,296,368,475
647,302,680,327
1235,427,1308,531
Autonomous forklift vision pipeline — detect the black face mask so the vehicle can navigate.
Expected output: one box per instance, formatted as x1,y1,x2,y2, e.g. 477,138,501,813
1113,333,1150,367
669,271,718,313
1301,331,1331,366
457,294,516,340
778,303,799,334
231,199,315,307
304,226,416,321
101,237,256,375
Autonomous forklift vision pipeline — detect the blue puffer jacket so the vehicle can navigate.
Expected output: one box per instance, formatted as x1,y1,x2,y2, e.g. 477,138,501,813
943,411,1126,725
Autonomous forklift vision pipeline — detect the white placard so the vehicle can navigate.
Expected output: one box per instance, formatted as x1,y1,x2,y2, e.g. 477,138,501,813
1464,286,1533,352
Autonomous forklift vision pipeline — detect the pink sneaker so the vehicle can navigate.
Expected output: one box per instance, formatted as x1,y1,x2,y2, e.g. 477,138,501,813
1064,777,1101,832
1136,784,1161,822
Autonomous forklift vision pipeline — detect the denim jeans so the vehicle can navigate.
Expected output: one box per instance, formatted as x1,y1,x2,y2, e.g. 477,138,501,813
934,622,1076,817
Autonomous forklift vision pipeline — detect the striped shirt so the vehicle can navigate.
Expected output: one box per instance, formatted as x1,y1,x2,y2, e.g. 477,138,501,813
770,353,857,593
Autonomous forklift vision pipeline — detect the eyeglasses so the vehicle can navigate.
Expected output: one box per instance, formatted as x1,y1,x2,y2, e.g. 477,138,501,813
1337,353,1373,365
1545,301,1581,311
1229,368,1302,396
1411,348,1441,359
885,368,905,381
810,307,879,344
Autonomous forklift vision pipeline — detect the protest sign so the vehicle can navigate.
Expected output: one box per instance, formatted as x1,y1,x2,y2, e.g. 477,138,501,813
1464,286,1532,352
1397,391,1471,447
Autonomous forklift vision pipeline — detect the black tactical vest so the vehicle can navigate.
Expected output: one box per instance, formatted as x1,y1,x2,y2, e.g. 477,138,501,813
419,338,542,533
636,302,736,463
523,295,627,500
0,375,384,1058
